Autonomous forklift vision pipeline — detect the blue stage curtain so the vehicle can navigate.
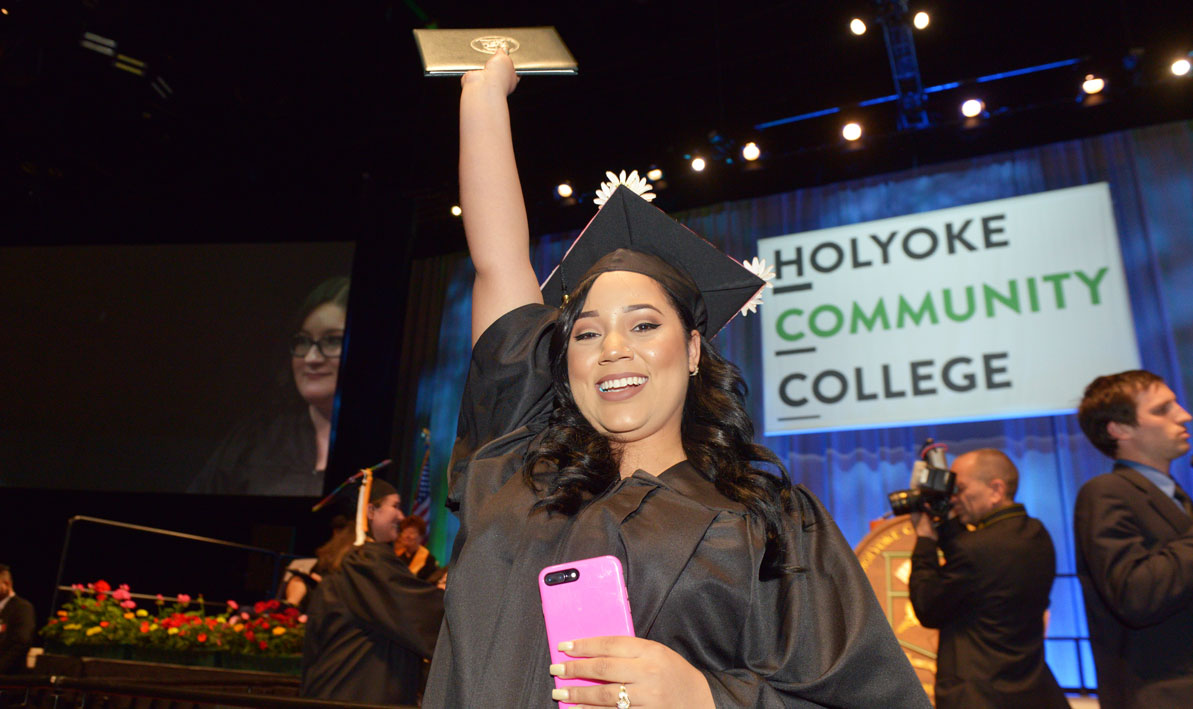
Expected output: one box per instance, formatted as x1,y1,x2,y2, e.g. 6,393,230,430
401,120,1193,691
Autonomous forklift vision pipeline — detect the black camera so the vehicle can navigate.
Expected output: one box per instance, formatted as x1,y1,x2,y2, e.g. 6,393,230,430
887,439,956,518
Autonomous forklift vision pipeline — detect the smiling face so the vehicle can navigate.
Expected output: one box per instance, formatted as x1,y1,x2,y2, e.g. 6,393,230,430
398,526,422,555
367,493,404,544
291,302,345,413
1110,383,1192,470
566,271,700,458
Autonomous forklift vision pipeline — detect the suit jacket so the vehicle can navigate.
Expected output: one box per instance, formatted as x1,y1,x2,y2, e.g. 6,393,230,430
909,505,1068,709
1074,464,1193,709
0,594,36,675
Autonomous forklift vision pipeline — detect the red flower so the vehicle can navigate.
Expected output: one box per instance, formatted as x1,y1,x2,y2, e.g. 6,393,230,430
284,607,300,618
197,633,207,643
99,621,109,628
227,600,239,611
49,619,58,625
258,640,268,651
140,622,150,633
245,631,256,642
206,617,217,628
190,617,201,626
253,601,267,614
94,580,111,593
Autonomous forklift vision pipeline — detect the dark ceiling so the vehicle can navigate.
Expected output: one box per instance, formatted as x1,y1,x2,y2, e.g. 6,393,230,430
2,0,1191,256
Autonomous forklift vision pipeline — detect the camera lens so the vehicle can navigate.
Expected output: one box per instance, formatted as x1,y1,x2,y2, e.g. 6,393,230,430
887,489,922,516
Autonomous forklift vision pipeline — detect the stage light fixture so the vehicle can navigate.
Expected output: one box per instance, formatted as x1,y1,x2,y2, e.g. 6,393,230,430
646,167,663,181
913,12,929,30
691,157,707,172
850,18,866,36
1082,74,1105,94
741,142,761,161
1173,58,1192,77
556,182,573,198
450,205,462,217
1,8,8,15
842,122,862,141
961,99,984,118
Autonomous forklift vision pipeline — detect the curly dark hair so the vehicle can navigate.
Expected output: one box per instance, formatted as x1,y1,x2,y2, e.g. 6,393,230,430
522,271,797,572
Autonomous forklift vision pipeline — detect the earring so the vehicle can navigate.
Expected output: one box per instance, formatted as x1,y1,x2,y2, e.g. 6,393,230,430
689,365,699,377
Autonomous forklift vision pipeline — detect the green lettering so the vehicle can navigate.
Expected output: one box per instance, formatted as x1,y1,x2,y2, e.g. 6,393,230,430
809,305,844,338
1042,272,1071,309
983,280,1020,317
850,300,891,334
776,308,805,342
944,286,976,323
897,293,939,328
1075,267,1109,305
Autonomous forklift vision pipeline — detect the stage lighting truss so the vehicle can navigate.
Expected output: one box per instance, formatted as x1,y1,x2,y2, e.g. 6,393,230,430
78,31,174,107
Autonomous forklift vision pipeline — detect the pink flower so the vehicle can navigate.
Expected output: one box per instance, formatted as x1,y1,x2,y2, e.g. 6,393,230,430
155,594,164,603
120,600,136,609
177,594,192,604
240,612,250,621
112,587,132,602
298,614,308,624
227,600,239,611
71,583,85,592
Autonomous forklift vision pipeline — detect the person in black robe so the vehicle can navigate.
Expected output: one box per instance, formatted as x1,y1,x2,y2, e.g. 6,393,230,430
423,50,929,708
189,277,349,496
301,479,445,706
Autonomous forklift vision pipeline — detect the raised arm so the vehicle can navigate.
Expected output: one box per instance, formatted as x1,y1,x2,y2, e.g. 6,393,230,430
459,50,543,346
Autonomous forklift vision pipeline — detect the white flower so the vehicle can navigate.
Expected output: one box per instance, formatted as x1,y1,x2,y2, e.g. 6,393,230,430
739,256,776,317
593,170,656,207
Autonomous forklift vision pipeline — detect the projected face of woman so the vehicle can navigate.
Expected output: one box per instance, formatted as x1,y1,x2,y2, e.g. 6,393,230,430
567,271,700,464
292,302,345,414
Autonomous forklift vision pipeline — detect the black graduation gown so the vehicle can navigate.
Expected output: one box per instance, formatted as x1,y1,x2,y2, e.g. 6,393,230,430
189,408,324,496
300,541,445,706
422,304,930,708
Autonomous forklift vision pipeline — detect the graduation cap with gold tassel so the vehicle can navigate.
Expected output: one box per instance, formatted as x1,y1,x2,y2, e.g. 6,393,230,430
311,459,395,546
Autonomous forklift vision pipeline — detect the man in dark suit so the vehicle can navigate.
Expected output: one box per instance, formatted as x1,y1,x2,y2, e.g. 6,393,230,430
1075,369,1193,709
0,564,36,675
909,449,1068,709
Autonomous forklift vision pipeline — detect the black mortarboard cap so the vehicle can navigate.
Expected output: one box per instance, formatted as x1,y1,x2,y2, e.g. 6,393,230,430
368,477,398,503
539,185,765,337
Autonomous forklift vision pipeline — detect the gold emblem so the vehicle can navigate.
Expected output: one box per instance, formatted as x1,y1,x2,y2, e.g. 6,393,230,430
855,517,938,704
470,36,521,55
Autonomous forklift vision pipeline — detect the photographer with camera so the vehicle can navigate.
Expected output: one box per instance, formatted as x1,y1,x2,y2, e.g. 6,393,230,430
904,446,1067,709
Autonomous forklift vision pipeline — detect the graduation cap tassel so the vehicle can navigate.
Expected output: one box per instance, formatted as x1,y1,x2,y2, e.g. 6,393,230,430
310,460,394,549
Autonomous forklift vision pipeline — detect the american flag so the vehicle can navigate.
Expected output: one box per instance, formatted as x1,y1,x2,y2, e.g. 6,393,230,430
410,430,433,521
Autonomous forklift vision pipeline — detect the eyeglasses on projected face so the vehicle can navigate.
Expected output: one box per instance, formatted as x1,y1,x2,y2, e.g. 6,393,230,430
290,333,344,358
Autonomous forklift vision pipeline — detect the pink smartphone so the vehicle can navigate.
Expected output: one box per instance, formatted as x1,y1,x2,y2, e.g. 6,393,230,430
538,555,635,708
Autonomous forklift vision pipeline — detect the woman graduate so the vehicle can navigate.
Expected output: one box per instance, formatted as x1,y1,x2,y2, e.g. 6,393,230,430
423,50,929,708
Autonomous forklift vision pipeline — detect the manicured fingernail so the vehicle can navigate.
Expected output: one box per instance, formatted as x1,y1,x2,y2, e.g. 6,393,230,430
551,689,569,701
549,663,565,676
558,641,574,652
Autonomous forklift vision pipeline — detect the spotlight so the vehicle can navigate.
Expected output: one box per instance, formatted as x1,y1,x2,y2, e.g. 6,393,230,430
1173,58,1192,77
741,142,761,161
646,167,663,181
1,8,8,14
913,12,929,30
1082,74,1105,94
960,99,984,118
691,157,707,172
450,205,462,217
842,122,862,141
850,18,866,36
556,182,573,199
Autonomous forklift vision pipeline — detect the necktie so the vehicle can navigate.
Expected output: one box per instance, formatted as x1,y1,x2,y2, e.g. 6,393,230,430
1172,483,1193,518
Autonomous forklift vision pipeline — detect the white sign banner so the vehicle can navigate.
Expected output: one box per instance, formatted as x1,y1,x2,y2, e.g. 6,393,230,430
757,183,1140,435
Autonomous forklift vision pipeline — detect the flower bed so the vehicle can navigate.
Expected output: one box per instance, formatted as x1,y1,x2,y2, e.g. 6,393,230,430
40,581,306,674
